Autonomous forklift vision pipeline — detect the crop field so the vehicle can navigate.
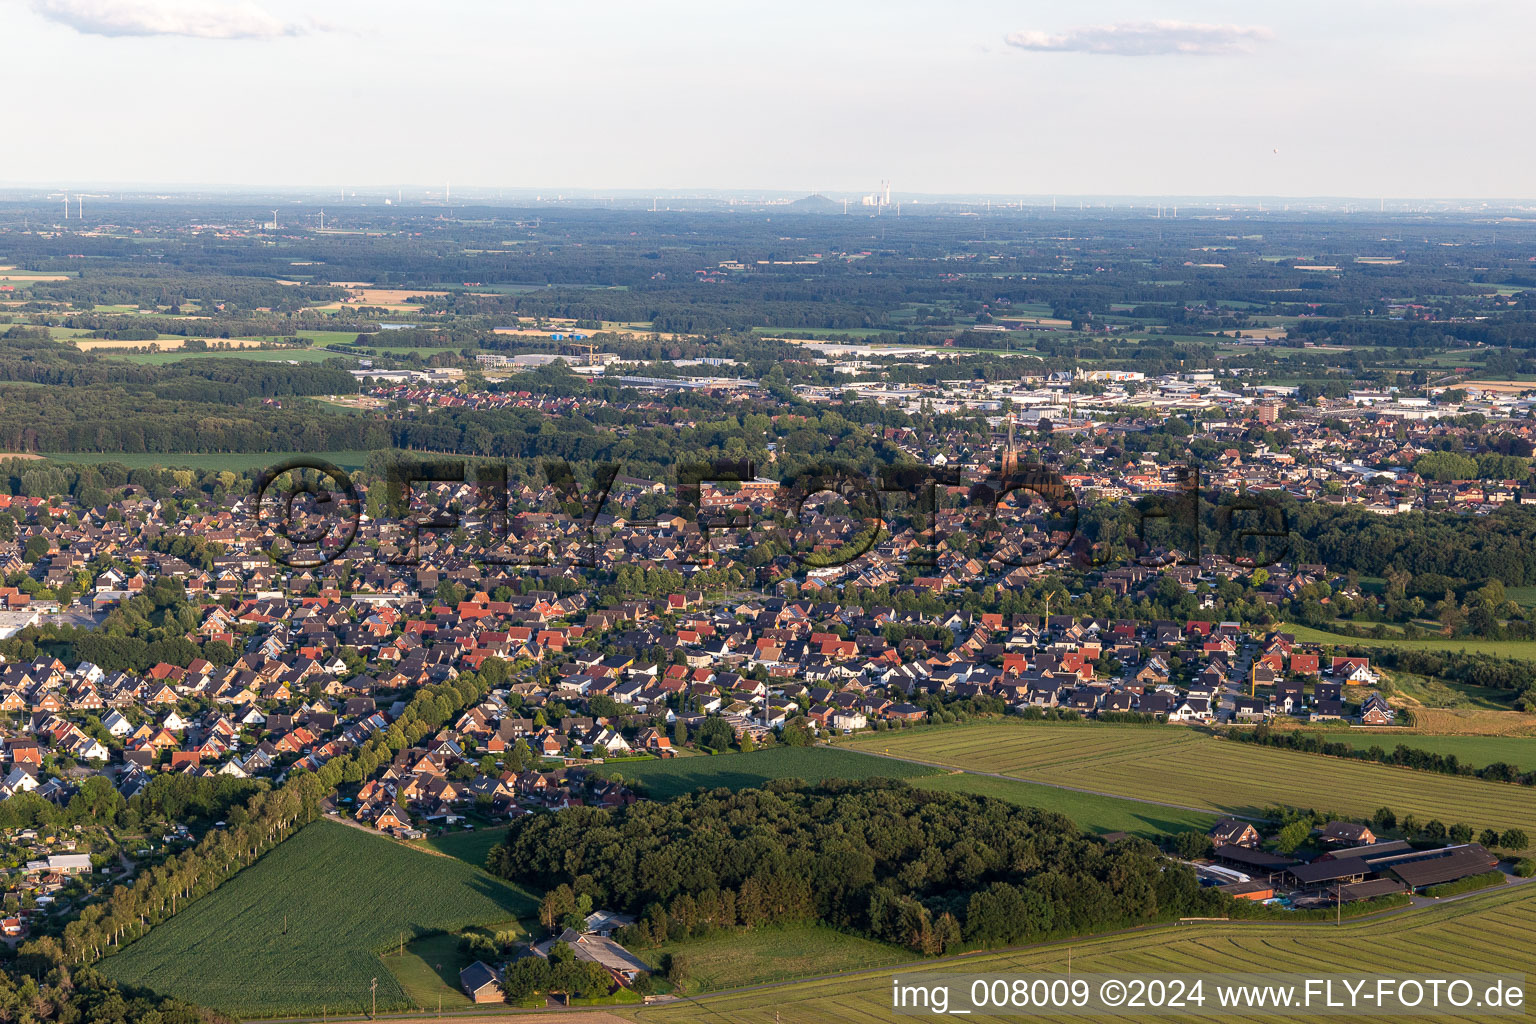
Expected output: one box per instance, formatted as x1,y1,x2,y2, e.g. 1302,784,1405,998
105,347,347,365
97,821,537,1017
648,924,917,995
595,745,941,800
632,887,1536,1024
74,336,271,352
844,724,1536,849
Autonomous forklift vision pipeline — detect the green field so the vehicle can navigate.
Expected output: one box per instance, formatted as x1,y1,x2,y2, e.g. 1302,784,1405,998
1282,623,1536,661
907,772,1217,838
384,931,485,1011
601,746,1213,838
1318,733,1536,772
37,450,375,471
593,745,942,800
99,345,347,365
844,723,1536,849
98,821,537,1016
650,924,917,995
633,887,1536,1024
298,329,372,346
418,824,511,868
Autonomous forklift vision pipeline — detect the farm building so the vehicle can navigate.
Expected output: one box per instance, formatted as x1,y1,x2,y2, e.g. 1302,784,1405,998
534,929,651,984
1216,880,1275,901
1388,845,1500,892
1214,844,1298,872
459,961,504,1003
1336,878,1407,903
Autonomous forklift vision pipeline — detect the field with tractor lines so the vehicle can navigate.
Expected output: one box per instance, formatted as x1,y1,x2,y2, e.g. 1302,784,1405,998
633,886,1536,1024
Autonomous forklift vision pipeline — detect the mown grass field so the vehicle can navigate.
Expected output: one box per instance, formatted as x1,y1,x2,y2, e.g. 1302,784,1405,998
419,824,511,868
844,723,1536,849
1317,732,1536,771
1282,623,1536,661
101,345,347,365
97,821,537,1017
593,745,942,800
386,931,487,1011
907,772,1217,837
632,887,1536,1024
602,746,1214,838
648,924,917,995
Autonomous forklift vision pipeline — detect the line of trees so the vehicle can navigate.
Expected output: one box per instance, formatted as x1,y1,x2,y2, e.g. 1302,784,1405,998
26,779,323,965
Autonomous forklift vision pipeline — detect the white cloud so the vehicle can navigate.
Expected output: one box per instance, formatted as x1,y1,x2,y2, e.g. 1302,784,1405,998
1005,20,1273,57
34,0,306,39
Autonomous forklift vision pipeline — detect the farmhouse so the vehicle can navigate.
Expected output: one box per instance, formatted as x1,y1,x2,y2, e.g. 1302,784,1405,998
1208,818,1260,848
1317,821,1376,846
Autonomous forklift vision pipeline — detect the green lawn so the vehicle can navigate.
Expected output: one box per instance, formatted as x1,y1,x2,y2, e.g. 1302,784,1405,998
593,745,941,800
97,820,537,1017
647,923,917,995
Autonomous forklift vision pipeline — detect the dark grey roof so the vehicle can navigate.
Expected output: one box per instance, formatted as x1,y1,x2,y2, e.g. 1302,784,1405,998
1389,846,1499,888
459,961,501,994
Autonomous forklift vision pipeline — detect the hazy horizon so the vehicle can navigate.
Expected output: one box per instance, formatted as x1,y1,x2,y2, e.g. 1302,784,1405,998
7,0,1534,199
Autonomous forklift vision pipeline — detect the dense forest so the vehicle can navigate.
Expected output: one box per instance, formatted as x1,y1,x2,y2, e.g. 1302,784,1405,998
488,779,1226,954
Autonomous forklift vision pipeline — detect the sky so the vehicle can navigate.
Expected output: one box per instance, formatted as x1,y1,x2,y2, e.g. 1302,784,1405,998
3,0,1533,198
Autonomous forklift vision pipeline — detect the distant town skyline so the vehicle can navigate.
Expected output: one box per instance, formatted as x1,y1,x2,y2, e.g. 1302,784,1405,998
7,0,1534,198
